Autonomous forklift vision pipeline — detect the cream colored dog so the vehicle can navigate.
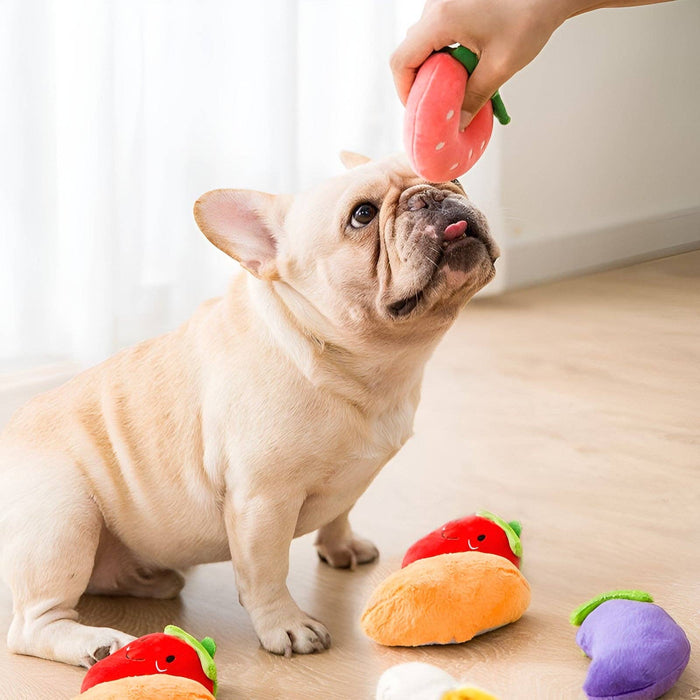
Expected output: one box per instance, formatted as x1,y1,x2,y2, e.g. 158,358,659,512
0,152,498,667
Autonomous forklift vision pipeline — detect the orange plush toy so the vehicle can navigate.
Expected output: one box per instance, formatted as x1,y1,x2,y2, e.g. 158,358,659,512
361,551,530,647
362,511,529,647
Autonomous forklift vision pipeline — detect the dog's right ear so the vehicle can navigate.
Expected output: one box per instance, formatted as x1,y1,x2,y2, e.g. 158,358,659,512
194,189,288,280
340,151,371,169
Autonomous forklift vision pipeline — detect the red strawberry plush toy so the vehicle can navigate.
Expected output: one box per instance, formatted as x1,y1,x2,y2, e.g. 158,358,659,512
404,46,510,182
80,625,217,696
402,510,522,569
405,52,494,182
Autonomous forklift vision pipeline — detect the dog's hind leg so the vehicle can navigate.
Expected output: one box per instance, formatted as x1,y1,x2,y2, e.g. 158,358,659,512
1,457,134,667
87,526,185,600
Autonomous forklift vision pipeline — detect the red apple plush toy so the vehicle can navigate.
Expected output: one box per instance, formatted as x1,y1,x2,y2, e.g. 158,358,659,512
402,510,522,569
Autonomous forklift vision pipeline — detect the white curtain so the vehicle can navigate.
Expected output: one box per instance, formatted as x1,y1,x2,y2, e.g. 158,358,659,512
0,0,423,368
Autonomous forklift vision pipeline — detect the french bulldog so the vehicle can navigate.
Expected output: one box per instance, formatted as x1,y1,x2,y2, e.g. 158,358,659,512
0,152,498,667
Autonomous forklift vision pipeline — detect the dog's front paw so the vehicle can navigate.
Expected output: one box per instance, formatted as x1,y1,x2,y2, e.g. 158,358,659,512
316,535,379,570
256,613,331,657
81,628,136,668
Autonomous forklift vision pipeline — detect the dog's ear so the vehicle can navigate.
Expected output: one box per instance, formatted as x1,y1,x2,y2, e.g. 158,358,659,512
194,189,288,279
339,150,371,169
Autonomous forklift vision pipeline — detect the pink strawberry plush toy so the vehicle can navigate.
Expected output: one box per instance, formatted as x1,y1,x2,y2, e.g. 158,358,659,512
404,46,510,182
402,510,522,569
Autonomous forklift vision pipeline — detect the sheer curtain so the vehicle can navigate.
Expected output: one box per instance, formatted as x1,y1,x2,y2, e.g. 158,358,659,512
1,0,423,368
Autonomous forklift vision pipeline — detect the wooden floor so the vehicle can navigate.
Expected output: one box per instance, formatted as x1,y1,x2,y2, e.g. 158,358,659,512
1,252,698,700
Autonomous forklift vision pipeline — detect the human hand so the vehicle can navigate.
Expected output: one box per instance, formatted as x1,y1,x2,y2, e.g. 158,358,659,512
390,0,567,129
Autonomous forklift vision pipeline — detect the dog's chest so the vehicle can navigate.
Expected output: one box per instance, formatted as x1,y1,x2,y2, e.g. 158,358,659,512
294,398,416,536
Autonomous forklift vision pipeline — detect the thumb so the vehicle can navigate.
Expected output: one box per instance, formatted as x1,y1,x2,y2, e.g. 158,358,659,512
460,60,505,129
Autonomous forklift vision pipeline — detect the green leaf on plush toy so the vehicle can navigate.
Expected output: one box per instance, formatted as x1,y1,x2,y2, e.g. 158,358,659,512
164,625,218,696
445,45,511,125
477,510,522,558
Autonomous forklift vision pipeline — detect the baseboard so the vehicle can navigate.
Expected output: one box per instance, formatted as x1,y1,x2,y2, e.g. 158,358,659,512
498,207,700,291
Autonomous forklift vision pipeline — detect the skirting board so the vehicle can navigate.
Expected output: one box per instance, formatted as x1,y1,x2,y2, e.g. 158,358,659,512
495,207,700,292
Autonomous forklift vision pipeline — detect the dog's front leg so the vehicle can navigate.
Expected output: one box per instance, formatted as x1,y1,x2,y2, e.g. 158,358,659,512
315,509,379,570
224,491,331,656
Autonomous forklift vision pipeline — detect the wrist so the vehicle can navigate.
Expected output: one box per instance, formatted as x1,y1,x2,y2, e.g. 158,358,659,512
528,0,585,32
552,0,607,21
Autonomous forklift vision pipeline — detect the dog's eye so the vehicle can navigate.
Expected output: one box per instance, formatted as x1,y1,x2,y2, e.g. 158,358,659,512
350,203,378,228
451,179,465,191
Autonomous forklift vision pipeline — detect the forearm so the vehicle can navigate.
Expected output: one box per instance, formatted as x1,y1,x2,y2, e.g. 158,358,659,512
561,0,676,20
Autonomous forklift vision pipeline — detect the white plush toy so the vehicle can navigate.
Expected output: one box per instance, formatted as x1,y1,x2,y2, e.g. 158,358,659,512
376,663,498,700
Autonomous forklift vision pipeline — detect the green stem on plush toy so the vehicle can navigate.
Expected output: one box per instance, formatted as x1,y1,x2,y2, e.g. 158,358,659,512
569,590,654,626
445,45,511,125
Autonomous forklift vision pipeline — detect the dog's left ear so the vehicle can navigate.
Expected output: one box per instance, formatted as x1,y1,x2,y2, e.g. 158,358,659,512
194,189,289,279
340,150,371,169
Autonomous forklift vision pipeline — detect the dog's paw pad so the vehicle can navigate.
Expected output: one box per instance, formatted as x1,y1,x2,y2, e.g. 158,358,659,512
79,629,135,668
91,645,112,663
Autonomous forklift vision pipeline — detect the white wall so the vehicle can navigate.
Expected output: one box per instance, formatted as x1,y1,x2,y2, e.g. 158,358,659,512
486,0,700,289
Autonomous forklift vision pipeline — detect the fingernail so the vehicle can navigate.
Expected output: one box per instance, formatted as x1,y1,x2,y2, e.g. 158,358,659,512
459,110,473,131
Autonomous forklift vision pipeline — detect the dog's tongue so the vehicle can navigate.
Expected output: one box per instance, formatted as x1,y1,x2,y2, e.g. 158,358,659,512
444,220,468,241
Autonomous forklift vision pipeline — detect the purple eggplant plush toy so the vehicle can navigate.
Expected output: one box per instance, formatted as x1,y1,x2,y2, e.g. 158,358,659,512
570,590,691,700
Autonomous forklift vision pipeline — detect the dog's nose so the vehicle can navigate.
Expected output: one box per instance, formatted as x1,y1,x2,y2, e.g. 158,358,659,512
407,189,447,211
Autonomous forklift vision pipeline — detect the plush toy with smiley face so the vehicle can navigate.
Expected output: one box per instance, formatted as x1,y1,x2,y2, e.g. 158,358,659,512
402,510,522,569
361,511,529,648
79,625,217,696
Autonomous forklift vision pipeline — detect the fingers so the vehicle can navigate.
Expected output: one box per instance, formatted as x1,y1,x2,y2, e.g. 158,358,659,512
393,28,509,131
390,34,436,105
460,56,508,129
390,21,453,105
392,0,559,130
